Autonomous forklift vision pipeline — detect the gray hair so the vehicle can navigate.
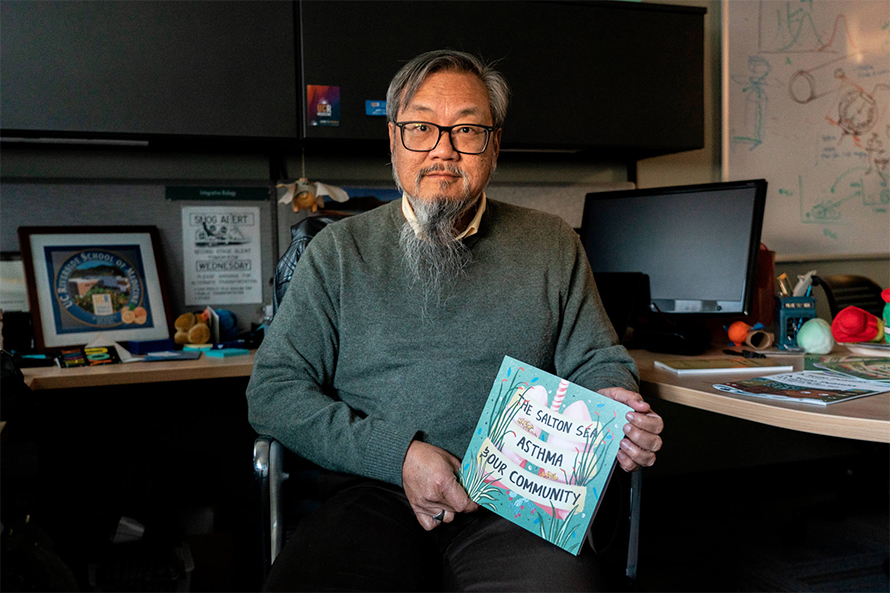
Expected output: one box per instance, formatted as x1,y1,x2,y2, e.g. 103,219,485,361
386,49,510,129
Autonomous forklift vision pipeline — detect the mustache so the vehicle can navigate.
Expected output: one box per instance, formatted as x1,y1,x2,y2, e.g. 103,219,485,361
415,164,466,184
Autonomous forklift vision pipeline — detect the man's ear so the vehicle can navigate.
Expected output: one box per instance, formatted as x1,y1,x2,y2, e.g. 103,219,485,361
388,122,396,154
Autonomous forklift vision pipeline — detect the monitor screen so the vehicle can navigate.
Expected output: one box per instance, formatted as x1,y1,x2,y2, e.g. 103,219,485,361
580,180,767,316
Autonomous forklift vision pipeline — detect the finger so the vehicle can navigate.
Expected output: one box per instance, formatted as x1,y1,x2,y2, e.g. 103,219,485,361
599,387,652,413
416,512,439,531
622,422,663,453
438,510,455,524
616,449,639,473
440,457,479,512
415,500,459,518
619,436,657,468
439,471,479,514
408,493,459,518
626,410,664,436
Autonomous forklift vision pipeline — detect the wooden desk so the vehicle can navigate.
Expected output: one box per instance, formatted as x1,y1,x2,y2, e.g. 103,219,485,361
22,351,255,391
22,348,889,442
631,349,890,444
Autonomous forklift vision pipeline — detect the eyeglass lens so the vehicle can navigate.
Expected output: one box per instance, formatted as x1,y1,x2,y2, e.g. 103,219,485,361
400,123,490,154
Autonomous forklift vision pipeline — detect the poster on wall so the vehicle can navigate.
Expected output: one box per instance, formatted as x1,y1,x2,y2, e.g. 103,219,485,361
181,206,262,305
724,0,889,256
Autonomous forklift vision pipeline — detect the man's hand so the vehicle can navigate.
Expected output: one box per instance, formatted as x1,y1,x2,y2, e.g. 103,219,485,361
401,440,479,531
598,387,664,472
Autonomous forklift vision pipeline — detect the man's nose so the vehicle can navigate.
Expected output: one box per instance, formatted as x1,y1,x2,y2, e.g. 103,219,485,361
429,129,459,159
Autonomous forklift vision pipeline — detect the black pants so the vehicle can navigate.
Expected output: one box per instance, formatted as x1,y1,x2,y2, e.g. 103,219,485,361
263,477,620,592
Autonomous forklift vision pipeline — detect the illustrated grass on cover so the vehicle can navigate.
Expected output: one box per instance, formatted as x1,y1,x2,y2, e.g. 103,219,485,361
459,356,632,555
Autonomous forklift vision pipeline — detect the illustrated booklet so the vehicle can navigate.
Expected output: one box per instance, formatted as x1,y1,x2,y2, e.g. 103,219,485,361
459,356,632,555
806,356,890,383
713,371,890,405
654,357,793,375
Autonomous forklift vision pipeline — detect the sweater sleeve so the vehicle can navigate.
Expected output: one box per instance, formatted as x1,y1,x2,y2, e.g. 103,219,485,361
552,221,640,394
246,229,417,486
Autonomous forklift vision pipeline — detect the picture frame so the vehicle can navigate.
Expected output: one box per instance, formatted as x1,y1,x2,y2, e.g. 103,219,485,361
18,226,174,351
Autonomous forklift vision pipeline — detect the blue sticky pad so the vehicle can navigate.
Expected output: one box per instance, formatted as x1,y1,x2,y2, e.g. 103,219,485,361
206,348,250,358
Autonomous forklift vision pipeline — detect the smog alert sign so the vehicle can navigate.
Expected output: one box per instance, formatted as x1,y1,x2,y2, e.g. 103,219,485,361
182,206,262,305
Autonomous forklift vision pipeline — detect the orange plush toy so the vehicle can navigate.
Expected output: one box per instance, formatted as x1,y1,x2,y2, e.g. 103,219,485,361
727,321,750,345
830,306,885,343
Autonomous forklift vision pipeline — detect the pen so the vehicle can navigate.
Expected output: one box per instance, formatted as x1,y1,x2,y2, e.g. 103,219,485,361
723,348,767,359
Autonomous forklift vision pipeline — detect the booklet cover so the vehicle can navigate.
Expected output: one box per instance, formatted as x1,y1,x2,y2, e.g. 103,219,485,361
459,356,632,555
713,371,890,405
654,357,793,375
808,357,890,382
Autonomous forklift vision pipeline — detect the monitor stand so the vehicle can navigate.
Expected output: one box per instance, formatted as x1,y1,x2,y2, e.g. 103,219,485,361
634,315,712,356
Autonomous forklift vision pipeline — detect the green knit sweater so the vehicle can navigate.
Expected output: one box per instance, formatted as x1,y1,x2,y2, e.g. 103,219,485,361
247,199,639,487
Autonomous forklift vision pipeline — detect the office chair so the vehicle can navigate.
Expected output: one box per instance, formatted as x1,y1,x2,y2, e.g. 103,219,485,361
813,274,885,319
253,435,643,582
272,214,347,314
254,212,643,585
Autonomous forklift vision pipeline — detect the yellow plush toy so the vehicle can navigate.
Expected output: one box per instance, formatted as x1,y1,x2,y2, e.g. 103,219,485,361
174,312,211,345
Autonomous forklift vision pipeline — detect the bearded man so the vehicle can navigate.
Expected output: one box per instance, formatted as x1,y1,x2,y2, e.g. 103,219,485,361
247,49,663,592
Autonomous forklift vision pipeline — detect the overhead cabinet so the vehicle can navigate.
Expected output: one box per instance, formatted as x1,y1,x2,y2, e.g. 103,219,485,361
1,0,704,158
299,1,706,158
0,0,299,148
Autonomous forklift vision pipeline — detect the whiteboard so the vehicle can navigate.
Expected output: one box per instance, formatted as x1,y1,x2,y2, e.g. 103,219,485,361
723,0,889,257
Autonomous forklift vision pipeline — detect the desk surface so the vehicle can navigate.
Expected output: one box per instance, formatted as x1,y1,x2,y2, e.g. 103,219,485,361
21,348,889,443
633,349,890,444
22,351,255,391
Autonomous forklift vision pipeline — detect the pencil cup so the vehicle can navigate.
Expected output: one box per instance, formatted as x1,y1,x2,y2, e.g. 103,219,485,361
774,296,817,350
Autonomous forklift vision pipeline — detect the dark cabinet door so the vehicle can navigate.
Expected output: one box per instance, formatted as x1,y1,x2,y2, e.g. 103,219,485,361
299,0,704,158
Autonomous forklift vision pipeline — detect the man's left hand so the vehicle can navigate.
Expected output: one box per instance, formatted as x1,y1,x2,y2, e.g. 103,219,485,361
402,440,479,531
598,387,663,472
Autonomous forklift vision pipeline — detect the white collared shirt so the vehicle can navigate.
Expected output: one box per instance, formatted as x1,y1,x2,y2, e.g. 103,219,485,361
400,192,487,240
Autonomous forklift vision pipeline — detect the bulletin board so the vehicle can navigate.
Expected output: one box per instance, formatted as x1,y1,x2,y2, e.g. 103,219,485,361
723,0,889,258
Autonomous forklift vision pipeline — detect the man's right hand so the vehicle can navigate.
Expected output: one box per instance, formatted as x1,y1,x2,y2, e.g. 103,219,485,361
401,440,479,531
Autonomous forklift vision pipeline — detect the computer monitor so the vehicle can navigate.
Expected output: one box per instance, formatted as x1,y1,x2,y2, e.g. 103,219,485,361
580,179,767,344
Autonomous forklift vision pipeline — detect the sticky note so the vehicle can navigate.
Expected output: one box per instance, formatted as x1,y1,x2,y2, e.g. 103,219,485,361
206,348,250,358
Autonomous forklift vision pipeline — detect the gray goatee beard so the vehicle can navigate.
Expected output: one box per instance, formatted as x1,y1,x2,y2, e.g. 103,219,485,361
395,165,477,307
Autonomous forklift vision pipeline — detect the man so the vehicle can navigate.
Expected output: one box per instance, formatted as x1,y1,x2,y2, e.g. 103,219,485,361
247,49,663,591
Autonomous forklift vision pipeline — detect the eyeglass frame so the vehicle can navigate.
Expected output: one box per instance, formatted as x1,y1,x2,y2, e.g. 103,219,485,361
392,121,497,155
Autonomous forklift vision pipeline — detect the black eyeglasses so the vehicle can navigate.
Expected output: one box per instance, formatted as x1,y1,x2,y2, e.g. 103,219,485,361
393,121,496,155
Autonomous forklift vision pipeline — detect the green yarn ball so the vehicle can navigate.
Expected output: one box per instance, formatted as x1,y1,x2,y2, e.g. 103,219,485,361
797,318,835,354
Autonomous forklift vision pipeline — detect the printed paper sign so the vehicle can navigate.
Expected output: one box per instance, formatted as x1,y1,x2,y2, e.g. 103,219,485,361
181,206,262,305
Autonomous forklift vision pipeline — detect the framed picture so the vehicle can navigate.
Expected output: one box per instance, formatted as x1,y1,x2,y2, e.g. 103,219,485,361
18,226,174,351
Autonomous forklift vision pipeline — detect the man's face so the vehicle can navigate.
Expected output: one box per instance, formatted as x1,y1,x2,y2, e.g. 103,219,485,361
389,71,501,205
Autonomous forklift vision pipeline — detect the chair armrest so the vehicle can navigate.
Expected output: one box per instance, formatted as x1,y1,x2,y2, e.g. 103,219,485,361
254,435,290,581
626,469,642,579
